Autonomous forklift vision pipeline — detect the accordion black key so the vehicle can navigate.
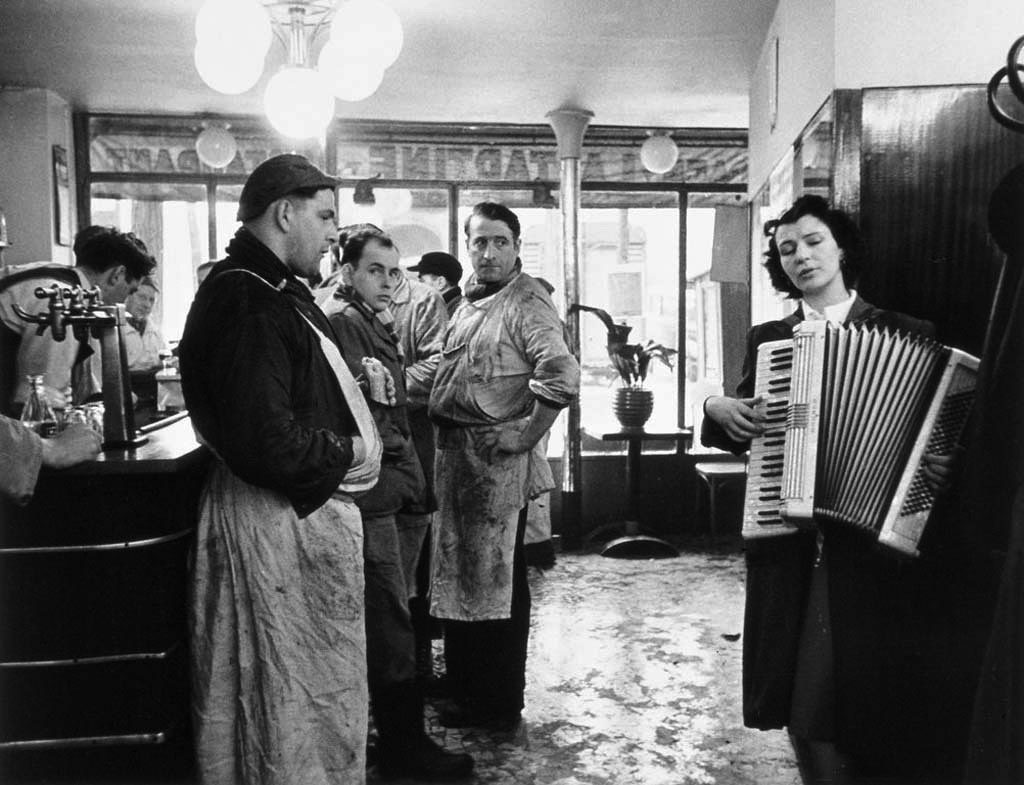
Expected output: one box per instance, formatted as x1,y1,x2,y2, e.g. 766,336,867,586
741,320,979,557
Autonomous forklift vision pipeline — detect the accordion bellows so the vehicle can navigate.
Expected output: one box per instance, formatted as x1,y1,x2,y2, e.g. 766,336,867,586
742,320,979,557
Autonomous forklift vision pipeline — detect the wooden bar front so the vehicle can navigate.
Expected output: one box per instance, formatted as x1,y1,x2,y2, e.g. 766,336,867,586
0,417,208,750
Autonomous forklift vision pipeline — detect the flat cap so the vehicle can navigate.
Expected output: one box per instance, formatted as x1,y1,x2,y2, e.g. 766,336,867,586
408,251,463,283
237,154,339,221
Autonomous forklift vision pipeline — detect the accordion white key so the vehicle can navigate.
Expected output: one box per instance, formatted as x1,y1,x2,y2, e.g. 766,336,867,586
741,320,979,557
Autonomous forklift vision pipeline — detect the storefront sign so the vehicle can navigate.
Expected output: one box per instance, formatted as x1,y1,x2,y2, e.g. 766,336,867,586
90,135,746,184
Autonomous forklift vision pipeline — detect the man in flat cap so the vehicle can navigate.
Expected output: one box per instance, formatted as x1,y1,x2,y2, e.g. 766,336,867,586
179,153,382,785
409,250,464,317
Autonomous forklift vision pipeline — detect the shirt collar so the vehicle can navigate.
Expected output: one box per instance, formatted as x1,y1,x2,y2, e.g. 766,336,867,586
802,289,857,325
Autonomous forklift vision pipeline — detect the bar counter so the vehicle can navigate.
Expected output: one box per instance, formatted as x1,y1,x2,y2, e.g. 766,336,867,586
0,415,209,750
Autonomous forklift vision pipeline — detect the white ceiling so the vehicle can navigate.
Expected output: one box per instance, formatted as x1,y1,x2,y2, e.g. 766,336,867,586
0,0,778,129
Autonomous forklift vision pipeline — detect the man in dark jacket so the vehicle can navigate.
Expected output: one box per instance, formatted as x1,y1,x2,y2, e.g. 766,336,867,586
178,154,380,785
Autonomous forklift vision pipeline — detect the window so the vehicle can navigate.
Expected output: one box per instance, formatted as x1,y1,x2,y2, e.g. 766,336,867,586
90,182,208,342
80,115,748,454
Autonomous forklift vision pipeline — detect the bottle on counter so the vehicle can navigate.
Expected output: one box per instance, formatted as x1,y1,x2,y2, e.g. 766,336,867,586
20,374,60,437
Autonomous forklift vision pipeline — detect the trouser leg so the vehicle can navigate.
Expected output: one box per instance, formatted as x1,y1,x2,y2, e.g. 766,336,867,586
443,508,530,714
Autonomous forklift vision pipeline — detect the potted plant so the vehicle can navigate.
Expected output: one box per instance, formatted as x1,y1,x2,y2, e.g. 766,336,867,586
572,304,677,430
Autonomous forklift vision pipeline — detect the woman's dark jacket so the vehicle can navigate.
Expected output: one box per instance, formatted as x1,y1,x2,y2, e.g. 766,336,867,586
700,296,970,775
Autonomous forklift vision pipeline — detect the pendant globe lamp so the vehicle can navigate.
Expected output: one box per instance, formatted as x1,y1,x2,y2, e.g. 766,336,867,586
193,0,404,139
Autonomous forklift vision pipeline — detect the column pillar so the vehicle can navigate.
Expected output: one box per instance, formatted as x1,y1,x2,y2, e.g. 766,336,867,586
546,107,593,550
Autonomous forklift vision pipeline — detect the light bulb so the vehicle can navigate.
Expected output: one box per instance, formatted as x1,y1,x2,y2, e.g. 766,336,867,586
330,0,404,69
194,40,264,95
264,66,336,139
640,134,679,174
317,40,385,102
195,126,238,169
195,0,272,57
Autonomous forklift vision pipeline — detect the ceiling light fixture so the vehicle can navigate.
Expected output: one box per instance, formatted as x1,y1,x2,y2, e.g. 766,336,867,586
193,0,404,140
195,123,239,169
640,132,680,174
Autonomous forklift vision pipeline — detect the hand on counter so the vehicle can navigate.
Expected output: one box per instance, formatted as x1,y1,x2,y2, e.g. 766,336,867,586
41,424,103,469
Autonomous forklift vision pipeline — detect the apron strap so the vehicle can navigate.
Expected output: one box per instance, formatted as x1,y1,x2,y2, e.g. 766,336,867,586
196,269,381,493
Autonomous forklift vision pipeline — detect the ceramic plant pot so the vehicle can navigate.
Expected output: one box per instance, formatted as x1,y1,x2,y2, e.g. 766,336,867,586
613,387,653,430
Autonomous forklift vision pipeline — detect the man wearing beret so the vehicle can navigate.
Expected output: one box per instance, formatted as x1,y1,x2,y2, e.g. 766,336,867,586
409,250,464,317
179,153,382,785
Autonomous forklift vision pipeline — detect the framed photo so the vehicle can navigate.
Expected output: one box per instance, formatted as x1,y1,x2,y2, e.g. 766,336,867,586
52,145,71,246
768,36,779,132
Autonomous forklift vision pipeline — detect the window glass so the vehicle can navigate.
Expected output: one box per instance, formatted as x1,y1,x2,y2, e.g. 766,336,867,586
215,184,243,260
575,191,680,443
336,186,450,269
685,192,749,440
89,182,208,342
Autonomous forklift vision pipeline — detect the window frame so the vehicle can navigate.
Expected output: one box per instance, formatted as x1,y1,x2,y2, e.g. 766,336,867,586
76,113,747,440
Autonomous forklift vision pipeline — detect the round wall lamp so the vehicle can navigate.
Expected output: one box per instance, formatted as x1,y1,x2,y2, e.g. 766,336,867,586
195,124,238,169
640,132,679,174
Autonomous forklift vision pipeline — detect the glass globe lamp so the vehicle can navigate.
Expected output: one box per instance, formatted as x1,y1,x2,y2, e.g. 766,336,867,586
194,41,265,95
195,125,238,169
264,66,336,139
317,40,385,102
329,0,404,69
640,133,679,174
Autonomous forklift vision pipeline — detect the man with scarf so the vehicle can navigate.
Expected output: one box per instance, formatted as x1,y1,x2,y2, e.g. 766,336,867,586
319,225,473,781
178,154,381,785
429,201,580,729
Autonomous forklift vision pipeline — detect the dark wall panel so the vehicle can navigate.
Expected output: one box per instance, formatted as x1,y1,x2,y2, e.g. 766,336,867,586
859,86,1024,356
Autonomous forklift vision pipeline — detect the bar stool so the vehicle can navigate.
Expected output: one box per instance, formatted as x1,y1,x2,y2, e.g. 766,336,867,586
693,459,747,534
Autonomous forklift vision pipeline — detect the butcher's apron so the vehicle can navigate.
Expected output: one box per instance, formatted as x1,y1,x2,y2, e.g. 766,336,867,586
190,269,381,785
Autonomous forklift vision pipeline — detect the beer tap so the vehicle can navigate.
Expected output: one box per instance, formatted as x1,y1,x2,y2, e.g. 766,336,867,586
13,284,147,448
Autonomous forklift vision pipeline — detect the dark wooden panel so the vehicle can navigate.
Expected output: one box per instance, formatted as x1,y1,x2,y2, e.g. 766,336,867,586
859,85,1024,356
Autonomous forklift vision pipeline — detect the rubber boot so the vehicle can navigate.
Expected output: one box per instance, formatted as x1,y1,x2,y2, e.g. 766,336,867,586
373,681,474,782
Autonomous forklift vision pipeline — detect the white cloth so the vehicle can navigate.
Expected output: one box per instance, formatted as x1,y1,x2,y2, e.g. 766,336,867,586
190,466,367,785
802,289,857,325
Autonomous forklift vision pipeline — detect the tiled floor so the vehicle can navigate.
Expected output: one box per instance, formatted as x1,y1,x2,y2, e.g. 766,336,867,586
2,541,800,785
374,543,799,785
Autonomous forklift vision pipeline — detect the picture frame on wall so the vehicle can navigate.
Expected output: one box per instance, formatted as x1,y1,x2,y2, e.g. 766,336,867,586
768,36,779,132
52,145,71,246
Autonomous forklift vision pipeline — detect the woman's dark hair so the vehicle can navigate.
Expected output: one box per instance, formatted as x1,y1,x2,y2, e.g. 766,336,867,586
762,194,865,299
334,224,397,268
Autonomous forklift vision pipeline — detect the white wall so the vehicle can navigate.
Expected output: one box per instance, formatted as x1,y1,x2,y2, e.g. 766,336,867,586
0,87,75,266
834,0,1022,88
748,0,1024,195
747,0,836,196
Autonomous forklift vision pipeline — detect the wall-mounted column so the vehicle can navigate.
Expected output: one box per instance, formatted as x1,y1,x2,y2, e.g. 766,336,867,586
546,107,592,550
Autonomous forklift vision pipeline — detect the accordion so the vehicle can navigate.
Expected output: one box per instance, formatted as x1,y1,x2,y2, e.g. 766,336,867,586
741,320,979,556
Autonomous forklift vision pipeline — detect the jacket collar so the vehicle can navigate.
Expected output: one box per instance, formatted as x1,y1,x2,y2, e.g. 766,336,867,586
223,227,314,304
789,293,875,327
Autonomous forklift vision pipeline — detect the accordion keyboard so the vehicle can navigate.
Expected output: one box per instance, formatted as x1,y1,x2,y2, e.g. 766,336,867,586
741,339,800,539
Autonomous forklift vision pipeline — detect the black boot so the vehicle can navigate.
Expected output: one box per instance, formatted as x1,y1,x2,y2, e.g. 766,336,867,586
373,682,474,781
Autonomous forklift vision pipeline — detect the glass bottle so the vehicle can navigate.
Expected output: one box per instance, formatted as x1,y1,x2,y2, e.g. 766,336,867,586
20,375,59,437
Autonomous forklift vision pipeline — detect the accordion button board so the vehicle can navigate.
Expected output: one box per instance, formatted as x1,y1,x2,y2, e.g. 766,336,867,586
740,321,979,557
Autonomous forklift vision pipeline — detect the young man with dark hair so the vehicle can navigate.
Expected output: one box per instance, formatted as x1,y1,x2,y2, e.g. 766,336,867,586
0,225,157,413
320,225,473,781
